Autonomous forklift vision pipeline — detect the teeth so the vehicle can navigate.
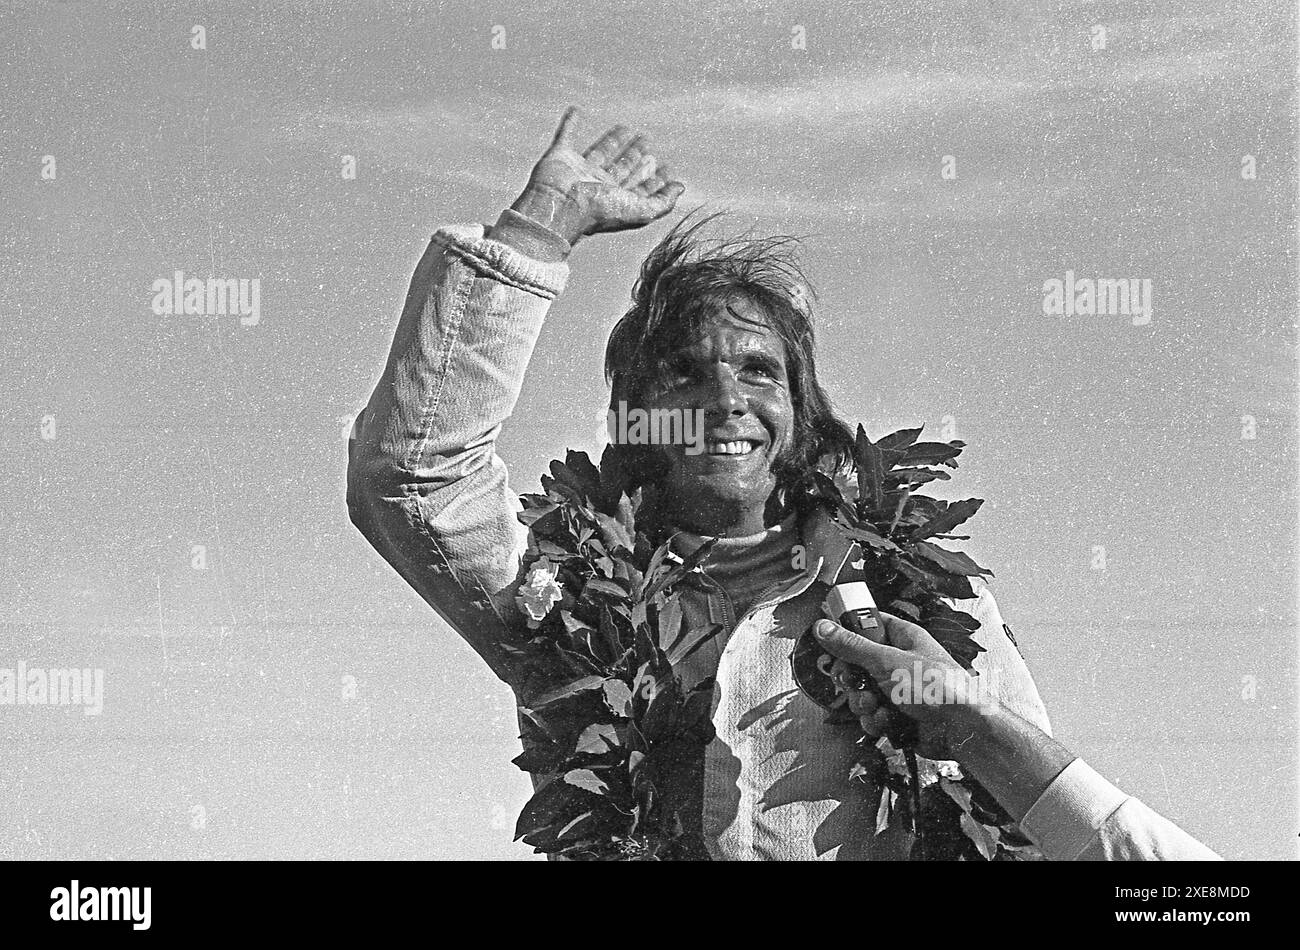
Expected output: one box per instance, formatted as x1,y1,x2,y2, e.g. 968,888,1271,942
706,441,754,456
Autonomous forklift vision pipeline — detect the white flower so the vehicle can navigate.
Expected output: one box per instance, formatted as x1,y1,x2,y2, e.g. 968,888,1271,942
916,757,964,788
936,759,964,781
517,561,563,629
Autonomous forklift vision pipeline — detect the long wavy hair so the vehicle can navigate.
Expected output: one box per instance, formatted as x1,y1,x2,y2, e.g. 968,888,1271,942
601,212,855,510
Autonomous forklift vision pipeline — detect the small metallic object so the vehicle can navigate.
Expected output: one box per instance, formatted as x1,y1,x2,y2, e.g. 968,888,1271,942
824,578,885,643
791,559,885,711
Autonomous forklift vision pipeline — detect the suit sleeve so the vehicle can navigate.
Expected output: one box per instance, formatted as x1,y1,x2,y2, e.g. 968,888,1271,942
347,219,569,682
1021,759,1222,860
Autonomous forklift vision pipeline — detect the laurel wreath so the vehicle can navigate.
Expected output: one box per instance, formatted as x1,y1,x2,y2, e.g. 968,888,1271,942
504,426,1042,861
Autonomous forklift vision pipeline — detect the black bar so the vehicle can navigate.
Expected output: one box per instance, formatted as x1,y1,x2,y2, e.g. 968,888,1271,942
0,859,1285,938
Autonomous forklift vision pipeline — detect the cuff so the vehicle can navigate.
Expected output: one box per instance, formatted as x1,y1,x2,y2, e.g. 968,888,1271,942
432,222,569,300
1020,758,1129,861
488,208,572,264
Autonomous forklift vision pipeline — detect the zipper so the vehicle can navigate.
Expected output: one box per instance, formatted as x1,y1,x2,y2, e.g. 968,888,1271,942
718,588,735,633
720,573,812,638
721,536,859,638
717,522,846,636
694,521,850,638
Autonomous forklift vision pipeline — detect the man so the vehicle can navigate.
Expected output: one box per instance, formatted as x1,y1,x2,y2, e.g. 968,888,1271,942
347,108,1216,860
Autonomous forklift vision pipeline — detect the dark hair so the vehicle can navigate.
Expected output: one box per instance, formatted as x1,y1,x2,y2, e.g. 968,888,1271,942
602,211,855,501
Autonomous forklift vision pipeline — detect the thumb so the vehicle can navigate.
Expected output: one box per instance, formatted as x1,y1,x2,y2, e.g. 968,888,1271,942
549,105,579,149
813,619,908,681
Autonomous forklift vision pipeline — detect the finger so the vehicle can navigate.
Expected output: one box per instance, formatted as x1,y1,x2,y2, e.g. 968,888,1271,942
634,173,665,197
634,162,674,195
584,124,635,165
846,689,880,718
830,657,869,692
607,135,648,180
624,153,657,189
549,106,580,149
813,619,909,682
879,612,942,656
641,179,685,215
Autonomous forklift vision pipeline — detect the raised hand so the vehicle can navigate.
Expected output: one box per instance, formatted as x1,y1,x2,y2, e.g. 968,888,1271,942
508,107,686,246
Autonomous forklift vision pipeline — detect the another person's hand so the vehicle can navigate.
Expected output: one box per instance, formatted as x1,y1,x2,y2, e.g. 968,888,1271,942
508,107,685,245
813,612,997,760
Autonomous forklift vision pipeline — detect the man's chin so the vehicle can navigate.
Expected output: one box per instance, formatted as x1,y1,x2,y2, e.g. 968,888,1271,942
661,465,775,514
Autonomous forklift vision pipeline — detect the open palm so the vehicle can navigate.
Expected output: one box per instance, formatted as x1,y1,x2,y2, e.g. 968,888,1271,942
517,108,685,243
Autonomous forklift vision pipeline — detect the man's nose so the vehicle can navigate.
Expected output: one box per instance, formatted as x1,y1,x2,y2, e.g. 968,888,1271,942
701,366,747,419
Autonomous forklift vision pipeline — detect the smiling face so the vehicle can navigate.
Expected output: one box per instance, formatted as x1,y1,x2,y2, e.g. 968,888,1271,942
641,295,796,537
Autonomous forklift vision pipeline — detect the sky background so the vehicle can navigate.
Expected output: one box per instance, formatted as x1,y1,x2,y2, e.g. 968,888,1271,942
0,0,1296,859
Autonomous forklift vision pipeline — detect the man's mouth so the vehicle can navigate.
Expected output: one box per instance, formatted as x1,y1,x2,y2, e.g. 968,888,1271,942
702,438,762,457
